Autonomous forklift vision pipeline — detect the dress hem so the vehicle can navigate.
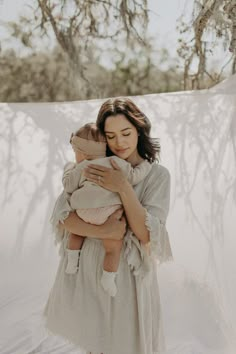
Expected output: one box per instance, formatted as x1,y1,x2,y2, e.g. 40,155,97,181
42,312,164,354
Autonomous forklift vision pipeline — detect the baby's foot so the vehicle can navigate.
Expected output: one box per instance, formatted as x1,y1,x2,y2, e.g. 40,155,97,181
65,249,81,274
101,269,118,297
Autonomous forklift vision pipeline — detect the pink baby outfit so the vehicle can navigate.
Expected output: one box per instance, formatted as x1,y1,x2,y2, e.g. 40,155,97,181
76,205,120,225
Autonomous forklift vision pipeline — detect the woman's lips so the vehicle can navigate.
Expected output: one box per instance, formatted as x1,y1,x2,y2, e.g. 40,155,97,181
115,148,129,153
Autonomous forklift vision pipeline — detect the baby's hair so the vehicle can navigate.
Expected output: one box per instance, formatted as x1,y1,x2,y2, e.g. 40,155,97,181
70,122,106,144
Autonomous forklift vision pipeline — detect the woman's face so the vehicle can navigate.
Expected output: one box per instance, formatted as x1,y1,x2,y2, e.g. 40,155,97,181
104,114,139,162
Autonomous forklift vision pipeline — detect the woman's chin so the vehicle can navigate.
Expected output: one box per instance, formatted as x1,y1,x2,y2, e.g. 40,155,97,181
114,149,130,159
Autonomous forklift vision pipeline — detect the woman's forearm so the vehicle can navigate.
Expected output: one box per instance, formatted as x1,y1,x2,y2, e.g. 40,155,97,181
61,212,104,239
61,211,126,242
119,181,150,244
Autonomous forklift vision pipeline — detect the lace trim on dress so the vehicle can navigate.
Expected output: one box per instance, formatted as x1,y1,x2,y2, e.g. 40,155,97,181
123,209,173,279
50,209,70,244
144,208,173,265
123,229,152,281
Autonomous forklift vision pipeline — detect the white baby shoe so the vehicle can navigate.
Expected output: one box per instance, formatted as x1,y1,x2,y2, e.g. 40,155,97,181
101,269,118,297
65,249,81,274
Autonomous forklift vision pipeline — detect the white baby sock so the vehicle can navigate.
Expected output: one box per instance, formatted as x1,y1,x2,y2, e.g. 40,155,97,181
101,269,118,297
65,249,81,274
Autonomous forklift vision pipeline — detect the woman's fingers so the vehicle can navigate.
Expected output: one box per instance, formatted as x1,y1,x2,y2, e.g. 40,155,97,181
120,215,126,228
112,208,124,220
110,158,121,170
84,167,106,176
84,162,121,179
83,163,125,193
119,215,127,237
87,164,110,172
104,208,126,240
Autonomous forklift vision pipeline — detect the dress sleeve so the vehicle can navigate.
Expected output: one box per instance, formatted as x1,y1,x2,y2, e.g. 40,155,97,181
62,162,84,194
141,165,173,265
50,190,73,247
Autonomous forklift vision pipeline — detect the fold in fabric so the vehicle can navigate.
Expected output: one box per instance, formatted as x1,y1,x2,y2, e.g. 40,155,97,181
123,209,173,281
49,190,72,254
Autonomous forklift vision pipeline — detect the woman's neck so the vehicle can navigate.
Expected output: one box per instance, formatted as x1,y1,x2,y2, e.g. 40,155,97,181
125,151,144,167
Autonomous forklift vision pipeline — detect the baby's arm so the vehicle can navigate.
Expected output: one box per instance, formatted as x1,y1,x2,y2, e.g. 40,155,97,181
126,160,152,185
112,157,152,186
62,161,85,194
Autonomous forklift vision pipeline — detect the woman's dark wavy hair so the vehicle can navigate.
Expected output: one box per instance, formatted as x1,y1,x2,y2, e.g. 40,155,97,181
96,97,161,163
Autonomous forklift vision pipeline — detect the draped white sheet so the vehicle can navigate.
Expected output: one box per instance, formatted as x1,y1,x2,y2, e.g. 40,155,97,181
0,76,236,354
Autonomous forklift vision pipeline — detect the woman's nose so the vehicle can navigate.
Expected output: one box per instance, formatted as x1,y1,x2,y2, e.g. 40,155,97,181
115,136,125,146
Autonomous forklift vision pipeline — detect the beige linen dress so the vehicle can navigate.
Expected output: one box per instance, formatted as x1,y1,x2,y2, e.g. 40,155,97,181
43,162,173,354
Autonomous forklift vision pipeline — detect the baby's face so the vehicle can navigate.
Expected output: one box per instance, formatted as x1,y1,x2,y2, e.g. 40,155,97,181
75,150,86,163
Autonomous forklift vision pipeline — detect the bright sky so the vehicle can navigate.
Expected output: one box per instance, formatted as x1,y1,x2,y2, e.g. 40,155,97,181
148,0,193,49
0,0,193,55
0,0,230,72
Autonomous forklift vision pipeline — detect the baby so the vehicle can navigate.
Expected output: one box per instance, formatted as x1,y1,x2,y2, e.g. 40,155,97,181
54,123,152,297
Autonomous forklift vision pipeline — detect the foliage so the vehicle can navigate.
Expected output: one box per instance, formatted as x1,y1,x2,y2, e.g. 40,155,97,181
0,45,182,102
1,0,235,100
177,0,236,90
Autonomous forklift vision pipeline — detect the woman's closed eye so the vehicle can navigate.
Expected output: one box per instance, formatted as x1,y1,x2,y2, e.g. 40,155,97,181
106,133,131,140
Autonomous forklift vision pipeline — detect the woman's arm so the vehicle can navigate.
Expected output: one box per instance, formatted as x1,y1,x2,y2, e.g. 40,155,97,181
118,181,149,244
83,159,150,244
118,165,171,247
61,209,126,241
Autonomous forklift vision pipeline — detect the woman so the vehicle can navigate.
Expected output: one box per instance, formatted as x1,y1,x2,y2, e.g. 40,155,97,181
43,97,173,354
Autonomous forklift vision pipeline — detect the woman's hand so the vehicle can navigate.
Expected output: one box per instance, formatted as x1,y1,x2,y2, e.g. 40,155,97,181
83,158,128,193
102,238,123,253
60,209,126,241
101,208,127,240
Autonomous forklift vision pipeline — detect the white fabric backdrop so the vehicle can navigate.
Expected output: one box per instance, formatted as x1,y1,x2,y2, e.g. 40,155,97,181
0,76,236,354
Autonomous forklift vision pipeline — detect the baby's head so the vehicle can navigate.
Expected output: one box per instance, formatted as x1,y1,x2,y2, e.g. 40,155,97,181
70,123,106,163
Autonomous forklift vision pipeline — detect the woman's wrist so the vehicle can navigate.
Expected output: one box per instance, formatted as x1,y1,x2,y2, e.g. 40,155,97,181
118,179,132,197
62,212,104,239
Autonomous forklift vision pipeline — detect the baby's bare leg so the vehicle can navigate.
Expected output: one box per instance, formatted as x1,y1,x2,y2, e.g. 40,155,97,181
65,233,84,274
67,233,84,250
103,249,121,272
101,237,123,297
102,239,123,272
